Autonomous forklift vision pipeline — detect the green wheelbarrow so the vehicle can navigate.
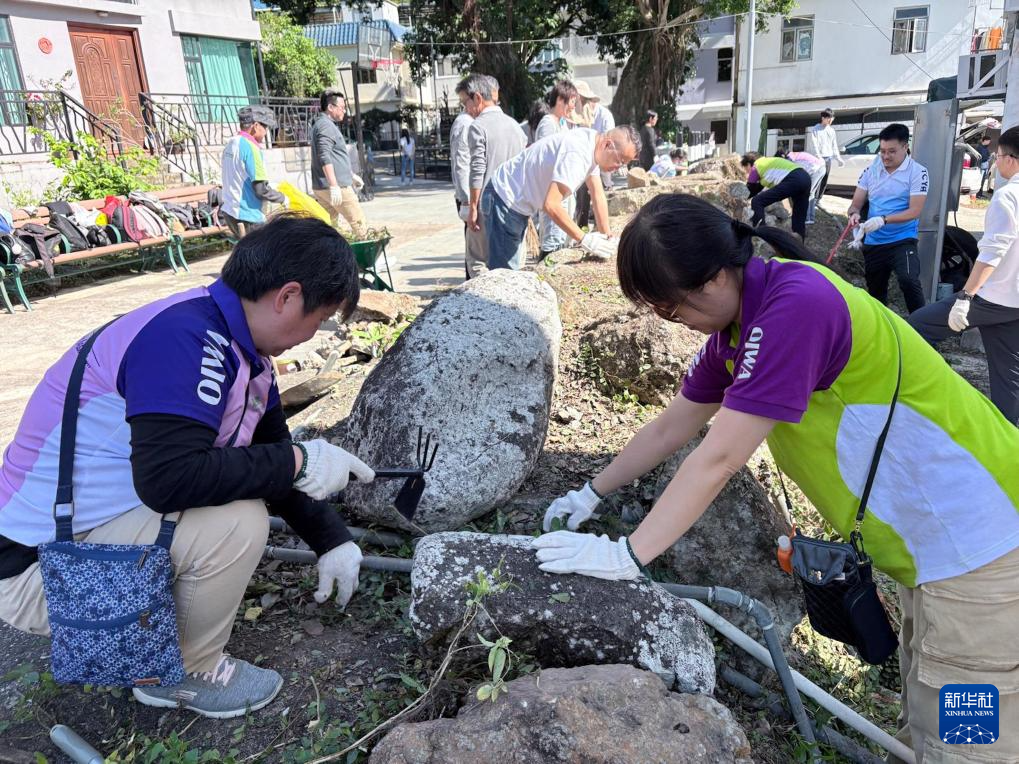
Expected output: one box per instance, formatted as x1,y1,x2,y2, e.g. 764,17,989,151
349,235,394,291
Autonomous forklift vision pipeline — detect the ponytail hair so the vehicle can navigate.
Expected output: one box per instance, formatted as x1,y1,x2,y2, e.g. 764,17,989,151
617,193,824,310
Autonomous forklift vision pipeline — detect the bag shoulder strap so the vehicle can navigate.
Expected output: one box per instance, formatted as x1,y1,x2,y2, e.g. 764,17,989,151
53,321,175,549
53,325,108,541
850,312,903,558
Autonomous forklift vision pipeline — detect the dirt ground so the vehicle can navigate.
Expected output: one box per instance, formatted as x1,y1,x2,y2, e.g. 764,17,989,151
0,191,995,762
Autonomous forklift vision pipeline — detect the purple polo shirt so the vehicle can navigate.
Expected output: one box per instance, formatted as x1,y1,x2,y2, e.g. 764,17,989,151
682,257,853,423
0,280,278,545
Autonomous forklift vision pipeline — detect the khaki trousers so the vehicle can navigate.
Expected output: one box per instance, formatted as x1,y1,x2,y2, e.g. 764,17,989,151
313,187,367,239
0,500,269,674
891,545,1019,762
465,210,489,279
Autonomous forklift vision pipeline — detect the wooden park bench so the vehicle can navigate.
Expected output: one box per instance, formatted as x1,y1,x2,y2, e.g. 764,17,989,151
0,185,228,313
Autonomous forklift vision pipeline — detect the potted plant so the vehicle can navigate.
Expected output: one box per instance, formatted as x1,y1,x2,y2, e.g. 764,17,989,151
164,127,195,155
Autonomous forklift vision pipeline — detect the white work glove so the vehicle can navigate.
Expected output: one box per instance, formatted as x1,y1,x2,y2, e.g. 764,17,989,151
948,297,972,332
859,215,886,235
351,174,364,191
542,483,602,532
295,439,375,500
314,541,362,607
532,531,642,581
579,232,617,260
457,204,470,222
329,186,343,206
848,225,866,251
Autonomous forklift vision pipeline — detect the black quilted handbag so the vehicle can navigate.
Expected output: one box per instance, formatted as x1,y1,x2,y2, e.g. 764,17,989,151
788,314,902,665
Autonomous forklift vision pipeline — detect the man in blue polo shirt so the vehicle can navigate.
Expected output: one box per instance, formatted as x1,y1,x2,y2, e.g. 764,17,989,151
847,122,929,313
0,216,374,719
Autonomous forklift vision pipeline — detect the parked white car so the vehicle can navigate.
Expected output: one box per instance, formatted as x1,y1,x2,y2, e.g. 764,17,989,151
824,133,982,197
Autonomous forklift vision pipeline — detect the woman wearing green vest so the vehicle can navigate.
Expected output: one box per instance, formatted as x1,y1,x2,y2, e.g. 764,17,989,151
534,194,1019,762
742,152,813,239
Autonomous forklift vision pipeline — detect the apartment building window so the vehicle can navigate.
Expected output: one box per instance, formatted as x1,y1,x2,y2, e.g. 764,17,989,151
717,47,733,82
0,16,25,125
356,66,378,84
780,16,813,62
607,64,619,87
892,7,929,54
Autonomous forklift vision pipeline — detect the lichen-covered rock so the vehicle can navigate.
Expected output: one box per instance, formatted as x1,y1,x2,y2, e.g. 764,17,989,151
581,311,704,406
409,532,716,693
627,167,651,188
606,187,649,216
369,665,753,764
689,154,746,180
334,270,561,532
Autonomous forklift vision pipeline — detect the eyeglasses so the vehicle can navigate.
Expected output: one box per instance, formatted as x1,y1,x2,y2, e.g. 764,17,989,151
650,292,693,322
997,151,1017,161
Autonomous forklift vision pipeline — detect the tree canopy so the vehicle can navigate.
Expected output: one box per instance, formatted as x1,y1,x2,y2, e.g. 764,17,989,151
259,12,338,98
396,0,794,126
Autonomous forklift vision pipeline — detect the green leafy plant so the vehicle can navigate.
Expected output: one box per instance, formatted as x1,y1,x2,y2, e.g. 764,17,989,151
475,634,512,703
351,315,413,358
259,12,336,98
39,131,162,200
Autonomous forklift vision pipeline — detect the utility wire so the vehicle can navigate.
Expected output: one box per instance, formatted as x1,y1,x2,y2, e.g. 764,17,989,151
396,8,974,51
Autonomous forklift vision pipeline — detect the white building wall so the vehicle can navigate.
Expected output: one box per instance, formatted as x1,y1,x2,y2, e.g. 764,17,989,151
0,0,259,101
732,0,1001,151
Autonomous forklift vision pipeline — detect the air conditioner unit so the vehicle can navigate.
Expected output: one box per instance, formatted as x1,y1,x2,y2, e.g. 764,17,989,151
957,50,1009,98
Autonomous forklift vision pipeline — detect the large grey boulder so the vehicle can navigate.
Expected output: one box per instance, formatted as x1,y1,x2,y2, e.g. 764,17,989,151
581,311,703,406
655,439,804,642
409,532,716,694
336,270,561,531
369,664,753,764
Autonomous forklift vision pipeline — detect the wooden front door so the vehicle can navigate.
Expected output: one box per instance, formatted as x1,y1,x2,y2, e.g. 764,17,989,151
68,25,146,147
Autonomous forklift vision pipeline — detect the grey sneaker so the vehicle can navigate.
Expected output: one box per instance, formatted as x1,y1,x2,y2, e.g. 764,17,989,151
132,655,283,719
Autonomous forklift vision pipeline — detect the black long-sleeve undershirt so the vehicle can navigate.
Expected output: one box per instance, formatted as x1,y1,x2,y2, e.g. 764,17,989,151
251,180,286,205
0,408,353,579
128,409,353,555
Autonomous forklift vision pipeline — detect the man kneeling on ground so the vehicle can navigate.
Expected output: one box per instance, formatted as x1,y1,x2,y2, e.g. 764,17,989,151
0,215,374,719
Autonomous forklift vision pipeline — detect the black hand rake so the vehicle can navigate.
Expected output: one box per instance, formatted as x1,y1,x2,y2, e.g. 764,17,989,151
369,426,439,520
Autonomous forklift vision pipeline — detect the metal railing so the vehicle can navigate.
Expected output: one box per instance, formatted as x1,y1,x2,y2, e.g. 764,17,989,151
0,90,123,159
139,93,205,183
140,93,319,150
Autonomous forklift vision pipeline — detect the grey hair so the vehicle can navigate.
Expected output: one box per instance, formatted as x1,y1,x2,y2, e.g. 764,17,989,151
610,124,642,155
454,72,497,101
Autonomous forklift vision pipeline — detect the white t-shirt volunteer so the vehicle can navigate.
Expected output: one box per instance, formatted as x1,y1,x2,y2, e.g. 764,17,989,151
977,174,1019,308
490,128,600,217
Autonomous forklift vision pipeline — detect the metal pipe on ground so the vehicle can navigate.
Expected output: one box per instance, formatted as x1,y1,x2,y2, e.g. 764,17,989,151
670,590,914,764
661,584,817,756
718,665,886,764
267,518,410,549
263,545,413,574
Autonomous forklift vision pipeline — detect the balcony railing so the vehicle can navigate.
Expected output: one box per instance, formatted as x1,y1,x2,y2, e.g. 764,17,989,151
140,93,319,150
0,89,123,159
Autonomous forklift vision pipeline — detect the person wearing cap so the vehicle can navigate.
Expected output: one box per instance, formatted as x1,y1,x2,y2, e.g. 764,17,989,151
310,90,368,239
571,80,616,228
220,105,286,239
